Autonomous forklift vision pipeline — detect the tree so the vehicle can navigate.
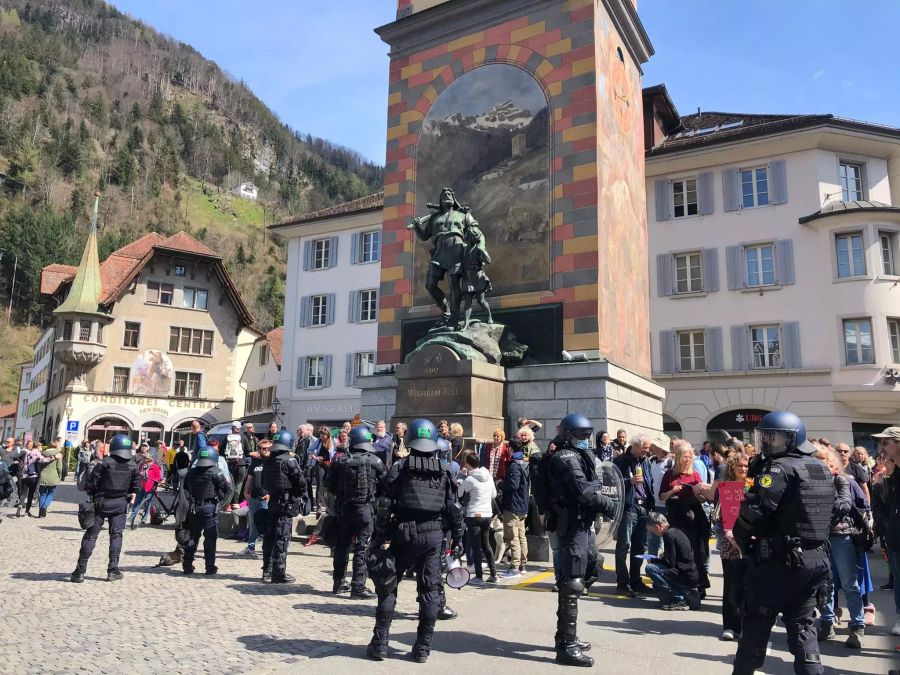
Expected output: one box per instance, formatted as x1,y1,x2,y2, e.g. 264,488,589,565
255,266,284,330
111,146,136,187
148,89,164,123
130,101,141,122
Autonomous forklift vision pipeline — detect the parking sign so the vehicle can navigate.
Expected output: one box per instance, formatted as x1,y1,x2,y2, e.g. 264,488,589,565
66,420,79,432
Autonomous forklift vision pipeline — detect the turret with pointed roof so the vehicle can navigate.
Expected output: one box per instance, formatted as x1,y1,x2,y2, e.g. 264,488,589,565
54,195,106,318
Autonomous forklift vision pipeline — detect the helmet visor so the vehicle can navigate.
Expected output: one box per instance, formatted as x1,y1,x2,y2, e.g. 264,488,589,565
570,429,593,442
754,428,797,456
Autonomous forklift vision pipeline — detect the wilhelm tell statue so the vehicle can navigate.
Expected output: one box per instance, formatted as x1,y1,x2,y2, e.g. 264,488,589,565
407,187,492,329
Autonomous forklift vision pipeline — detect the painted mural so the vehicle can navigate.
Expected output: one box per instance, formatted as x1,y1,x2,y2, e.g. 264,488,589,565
130,350,174,396
414,64,551,304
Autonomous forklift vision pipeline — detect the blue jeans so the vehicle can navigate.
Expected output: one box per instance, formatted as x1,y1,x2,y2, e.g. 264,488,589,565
888,547,900,616
247,496,268,550
130,491,153,524
645,562,690,603
615,505,648,587
38,486,56,510
821,534,864,629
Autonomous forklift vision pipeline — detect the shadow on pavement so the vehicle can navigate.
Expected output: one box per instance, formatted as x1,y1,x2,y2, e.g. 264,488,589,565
38,525,83,532
9,571,71,583
237,634,363,659
292,600,375,617
589,615,719,635
676,646,892,675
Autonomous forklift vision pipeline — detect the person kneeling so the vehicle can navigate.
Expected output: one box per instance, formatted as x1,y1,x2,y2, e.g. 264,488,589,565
644,512,701,611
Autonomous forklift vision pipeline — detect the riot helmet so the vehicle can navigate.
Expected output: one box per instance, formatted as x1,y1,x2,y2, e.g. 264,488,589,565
559,413,593,451
349,425,375,452
405,418,439,455
195,447,220,468
108,434,134,459
436,437,451,462
755,410,806,458
271,430,294,454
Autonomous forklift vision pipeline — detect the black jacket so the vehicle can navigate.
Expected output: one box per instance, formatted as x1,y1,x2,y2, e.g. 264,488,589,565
660,526,699,587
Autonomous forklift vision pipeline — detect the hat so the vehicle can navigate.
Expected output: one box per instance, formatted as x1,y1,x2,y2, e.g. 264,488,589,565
650,432,671,452
872,426,900,440
232,421,241,428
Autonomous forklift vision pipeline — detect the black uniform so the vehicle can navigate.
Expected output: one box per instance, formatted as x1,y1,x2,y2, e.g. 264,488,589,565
75,456,140,576
261,447,306,581
182,465,229,573
369,453,463,660
327,448,386,592
547,442,616,659
732,450,834,675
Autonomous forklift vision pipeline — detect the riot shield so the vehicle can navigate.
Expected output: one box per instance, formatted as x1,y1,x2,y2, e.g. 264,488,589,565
0,484,17,524
593,460,624,548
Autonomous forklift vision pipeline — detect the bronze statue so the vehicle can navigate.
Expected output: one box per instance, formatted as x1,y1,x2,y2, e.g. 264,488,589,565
407,187,489,328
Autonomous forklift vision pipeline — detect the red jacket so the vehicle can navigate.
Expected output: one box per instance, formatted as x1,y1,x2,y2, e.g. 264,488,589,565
140,462,162,493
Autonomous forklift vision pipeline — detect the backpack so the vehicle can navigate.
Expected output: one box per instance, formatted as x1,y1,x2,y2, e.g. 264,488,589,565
224,434,243,460
0,463,13,500
529,450,554,515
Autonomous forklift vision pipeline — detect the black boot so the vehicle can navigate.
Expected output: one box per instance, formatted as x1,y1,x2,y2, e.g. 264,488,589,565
370,608,393,660
333,580,350,594
39,507,47,518
70,570,85,583
261,569,272,583
437,605,457,620
555,580,594,667
555,637,591,652
410,618,436,663
351,587,376,600
881,573,894,591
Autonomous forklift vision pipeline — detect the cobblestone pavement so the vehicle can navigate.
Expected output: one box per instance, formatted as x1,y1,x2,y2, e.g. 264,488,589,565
0,482,895,674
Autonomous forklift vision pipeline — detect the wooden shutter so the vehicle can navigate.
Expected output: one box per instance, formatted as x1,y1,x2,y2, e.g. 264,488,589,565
705,327,723,372
348,290,359,323
698,172,715,215
731,325,750,371
329,236,339,268
655,180,672,221
299,296,310,327
726,245,744,290
658,330,676,374
326,293,336,325
323,355,333,388
657,254,674,297
303,241,313,271
723,168,741,212
345,353,355,387
297,357,308,389
782,322,802,368
776,239,795,285
703,248,720,292
350,233,360,265
769,160,788,205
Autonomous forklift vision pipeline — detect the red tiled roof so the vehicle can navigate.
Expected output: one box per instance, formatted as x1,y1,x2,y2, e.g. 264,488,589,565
112,232,166,259
265,327,284,367
272,192,384,228
41,264,78,295
158,232,220,257
0,404,16,420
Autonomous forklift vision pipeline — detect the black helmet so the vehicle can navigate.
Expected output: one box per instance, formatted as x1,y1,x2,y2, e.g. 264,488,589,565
755,410,807,457
271,430,294,453
349,425,375,452
436,437,451,462
406,418,438,454
195,447,219,468
108,434,134,459
558,413,593,448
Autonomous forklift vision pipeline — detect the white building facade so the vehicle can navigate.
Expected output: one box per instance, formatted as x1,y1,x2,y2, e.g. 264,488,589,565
271,193,384,428
25,328,55,440
13,363,32,439
644,91,900,452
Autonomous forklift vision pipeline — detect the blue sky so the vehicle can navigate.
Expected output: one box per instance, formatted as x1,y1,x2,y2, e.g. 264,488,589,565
112,1,900,164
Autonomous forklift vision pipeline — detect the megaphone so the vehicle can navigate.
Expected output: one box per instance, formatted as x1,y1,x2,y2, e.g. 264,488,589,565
445,553,470,590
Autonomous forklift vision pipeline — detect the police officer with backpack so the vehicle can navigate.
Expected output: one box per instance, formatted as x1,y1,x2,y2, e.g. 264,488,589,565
535,414,618,667
327,425,386,598
366,419,464,663
261,430,306,583
71,434,140,583
182,446,230,575
731,411,834,675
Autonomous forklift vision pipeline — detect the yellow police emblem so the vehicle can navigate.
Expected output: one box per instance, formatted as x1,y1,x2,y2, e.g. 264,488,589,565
759,474,774,488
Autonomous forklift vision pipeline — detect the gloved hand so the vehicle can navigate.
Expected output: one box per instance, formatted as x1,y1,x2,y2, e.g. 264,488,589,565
597,493,617,520
451,540,464,560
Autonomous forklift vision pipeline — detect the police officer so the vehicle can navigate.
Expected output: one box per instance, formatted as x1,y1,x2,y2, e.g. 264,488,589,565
70,434,140,583
182,446,230,575
546,414,617,667
435,437,459,621
366,419,464,663
327,425,386,598
261,430,306,583
731,411,834,675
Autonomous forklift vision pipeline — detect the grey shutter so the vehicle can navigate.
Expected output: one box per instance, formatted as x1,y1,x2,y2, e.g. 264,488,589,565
782,322,802,368
658,330,676,374
655,180,672,221
776,239,795,285
329,236,339,268
705,327,723,372
348,290,359,323
723,168,741,212
345,352,355,387
323,355,332,388
726,245,744,290
698,172,714,215
703,248,720,292
297,356,308,389
303,241,313,271
299,296,310,327
350,233,360,265
326,293,336,325
656,254,674,297
731,325,750,371
769,160,788,205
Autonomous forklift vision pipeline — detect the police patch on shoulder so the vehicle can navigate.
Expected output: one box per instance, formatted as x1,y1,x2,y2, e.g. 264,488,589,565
758,474,774,488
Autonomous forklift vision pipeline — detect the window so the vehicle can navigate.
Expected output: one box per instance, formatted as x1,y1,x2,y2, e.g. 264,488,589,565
306,356,324,388
843,318,874,365
174,372,202,398
359,289,378,322
147,281,174,305
112,367,129,394
259,344,269,366
123,322,140,349
174,265,186,277
751,325,781,368
672,178,698,218
96,324,103,344
881,232,898,276
79,322,91,341
356,352,375,378
183,287,209,310
889,318,900,363
361,230,380,263
835,232,866,278
168,327,214,356
740,167,769,208
677,330,706,371
745,244,775,287
674,252,703,294
311,295,328,326
63,320,73,341
839,161,864,201
313,239,330,270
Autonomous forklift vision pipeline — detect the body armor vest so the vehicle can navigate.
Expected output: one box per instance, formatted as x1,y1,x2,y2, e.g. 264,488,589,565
772,455,834,543
100,456,138,498
262,452,292,495
395,454,445,520
187,467,218,502
339,452,376,504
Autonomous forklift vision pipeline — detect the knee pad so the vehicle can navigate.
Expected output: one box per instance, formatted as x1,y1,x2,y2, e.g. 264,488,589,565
561,578,585,596
801,652,820,665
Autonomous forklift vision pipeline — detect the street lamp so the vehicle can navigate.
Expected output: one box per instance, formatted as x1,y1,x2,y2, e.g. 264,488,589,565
272,396,284,430
103,421,110,443
63,404,74,480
